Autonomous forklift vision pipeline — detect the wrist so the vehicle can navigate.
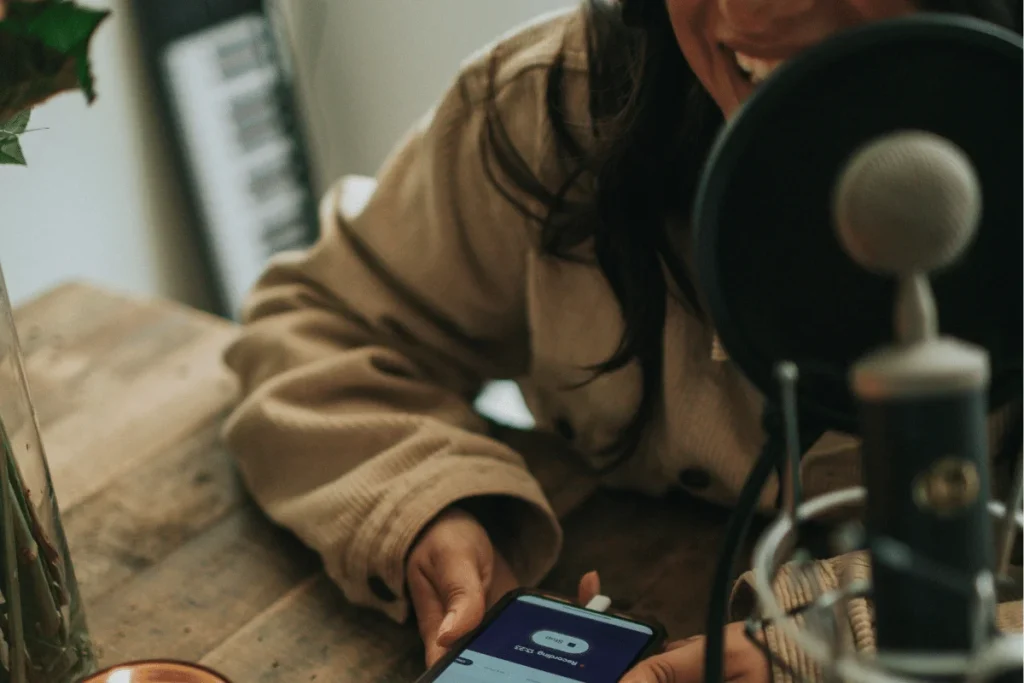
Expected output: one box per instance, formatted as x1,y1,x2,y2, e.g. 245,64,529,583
404,501,497,569
451,496,511,538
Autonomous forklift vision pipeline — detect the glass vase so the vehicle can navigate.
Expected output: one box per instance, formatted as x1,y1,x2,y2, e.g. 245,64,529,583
0,264,95,682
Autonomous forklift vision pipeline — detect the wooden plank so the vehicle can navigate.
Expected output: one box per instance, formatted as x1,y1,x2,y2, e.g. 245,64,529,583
11,284,240,516
13,284,132,358
15,286,199,423
14,283,236,435
625,502,766,640
542,491,728,608
42,323,238,511
68,414,244,606
13,284,228,351
87,506,319,668
14,286,151,429
625,548,723,640
200,574,422,683
14,287,240,511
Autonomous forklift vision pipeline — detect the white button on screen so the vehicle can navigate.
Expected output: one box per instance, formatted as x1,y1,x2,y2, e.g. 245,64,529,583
530,630,590,654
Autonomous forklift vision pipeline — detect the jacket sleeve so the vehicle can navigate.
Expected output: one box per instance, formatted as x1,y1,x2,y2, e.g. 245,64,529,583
221,64,563,623
731,552,1023,682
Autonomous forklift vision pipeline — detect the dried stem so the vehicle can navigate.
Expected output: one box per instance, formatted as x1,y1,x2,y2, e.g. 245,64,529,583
0,416,84,682
0,417,26,683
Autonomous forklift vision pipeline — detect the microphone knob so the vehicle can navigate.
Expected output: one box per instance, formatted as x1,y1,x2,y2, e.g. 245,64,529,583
833,131,982,276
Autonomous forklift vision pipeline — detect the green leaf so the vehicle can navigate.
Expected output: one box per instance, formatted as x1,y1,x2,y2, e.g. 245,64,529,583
5,2,109,53
0,1,110,113
0,110,29,135
19,2,110,101
0,135,24,165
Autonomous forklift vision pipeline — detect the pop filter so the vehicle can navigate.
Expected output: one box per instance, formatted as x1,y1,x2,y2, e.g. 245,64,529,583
693,13,1023,433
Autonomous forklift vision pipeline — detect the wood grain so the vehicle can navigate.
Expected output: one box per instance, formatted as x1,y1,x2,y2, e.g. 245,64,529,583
16,284,239,512
200,575,422,683
66,415,244,605
87,506,319,667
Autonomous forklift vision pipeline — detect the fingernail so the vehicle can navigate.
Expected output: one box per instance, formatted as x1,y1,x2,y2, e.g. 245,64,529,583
438,611,455,639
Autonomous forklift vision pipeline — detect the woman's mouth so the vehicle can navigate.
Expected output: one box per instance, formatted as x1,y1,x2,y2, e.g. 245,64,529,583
732,51,784,85
715,42,795,112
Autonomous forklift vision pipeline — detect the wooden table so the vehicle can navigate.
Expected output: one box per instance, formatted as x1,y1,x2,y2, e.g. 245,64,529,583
15,283,739,682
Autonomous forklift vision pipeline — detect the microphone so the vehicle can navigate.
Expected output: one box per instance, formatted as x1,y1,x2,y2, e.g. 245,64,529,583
835,131,995,656
692,14,1022,683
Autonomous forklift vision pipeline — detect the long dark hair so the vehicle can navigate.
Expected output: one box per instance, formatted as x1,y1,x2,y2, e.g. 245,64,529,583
481,0,1022,465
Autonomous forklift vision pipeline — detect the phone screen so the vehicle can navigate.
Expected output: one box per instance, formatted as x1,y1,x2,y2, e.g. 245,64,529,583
430,594,657,683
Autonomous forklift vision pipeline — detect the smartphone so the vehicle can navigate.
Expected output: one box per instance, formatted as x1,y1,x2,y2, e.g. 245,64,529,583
415,588,665,683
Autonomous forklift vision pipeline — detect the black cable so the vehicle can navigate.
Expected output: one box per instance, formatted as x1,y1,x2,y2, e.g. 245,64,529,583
702,433,783,683
703,402,825,683
993,402,1022,469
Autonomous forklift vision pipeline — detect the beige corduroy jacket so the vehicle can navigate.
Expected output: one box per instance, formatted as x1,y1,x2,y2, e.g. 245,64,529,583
222,7,1021,681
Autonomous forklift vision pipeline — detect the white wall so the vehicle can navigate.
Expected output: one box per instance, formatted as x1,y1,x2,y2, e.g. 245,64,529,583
0,0,213,309
275,0,576,189
0,0,574,310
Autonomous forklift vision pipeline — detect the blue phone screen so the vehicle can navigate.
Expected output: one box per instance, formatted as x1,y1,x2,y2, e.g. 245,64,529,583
433,595,656,683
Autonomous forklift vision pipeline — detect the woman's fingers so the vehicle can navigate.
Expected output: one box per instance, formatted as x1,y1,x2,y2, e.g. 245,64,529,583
622,623,770,683
578,570,601,605
406,508,494,664
408,565,448,667
664,636,701,652
621,637,705,683
432,552,488,649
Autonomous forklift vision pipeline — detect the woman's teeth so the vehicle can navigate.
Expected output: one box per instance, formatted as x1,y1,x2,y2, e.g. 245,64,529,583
734,52,783,85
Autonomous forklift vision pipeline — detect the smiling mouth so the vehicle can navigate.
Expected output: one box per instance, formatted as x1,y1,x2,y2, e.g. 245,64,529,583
723,46,785,86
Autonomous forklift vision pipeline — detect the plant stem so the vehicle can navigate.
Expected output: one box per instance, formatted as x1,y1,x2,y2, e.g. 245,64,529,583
8,471,61,639
0,418,26,683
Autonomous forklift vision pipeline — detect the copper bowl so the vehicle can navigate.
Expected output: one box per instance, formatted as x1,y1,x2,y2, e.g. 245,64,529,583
81,660,231,682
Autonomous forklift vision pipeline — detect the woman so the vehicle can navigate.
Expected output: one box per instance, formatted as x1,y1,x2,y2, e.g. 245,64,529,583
223,1,1022,681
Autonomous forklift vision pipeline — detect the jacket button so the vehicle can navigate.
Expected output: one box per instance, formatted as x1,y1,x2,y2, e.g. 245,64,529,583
555,418,575,442
368,576,396,602
678,467,712,490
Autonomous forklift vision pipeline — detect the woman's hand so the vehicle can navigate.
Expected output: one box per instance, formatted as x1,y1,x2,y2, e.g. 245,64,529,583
621,622,769,683
407,506,601,666
407,507,516,666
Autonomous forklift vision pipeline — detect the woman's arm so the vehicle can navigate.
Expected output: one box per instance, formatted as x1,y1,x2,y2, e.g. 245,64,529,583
222,58,565,624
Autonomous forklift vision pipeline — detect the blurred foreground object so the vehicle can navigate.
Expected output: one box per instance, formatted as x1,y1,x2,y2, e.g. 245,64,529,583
0,265,96,682
82,660,231,682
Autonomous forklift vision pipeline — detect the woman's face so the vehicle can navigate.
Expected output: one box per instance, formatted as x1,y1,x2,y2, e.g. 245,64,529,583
666,0,918,116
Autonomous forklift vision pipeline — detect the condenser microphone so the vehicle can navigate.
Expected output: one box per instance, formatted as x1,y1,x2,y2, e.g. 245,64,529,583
835,131,995,657
692,12,1022,683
